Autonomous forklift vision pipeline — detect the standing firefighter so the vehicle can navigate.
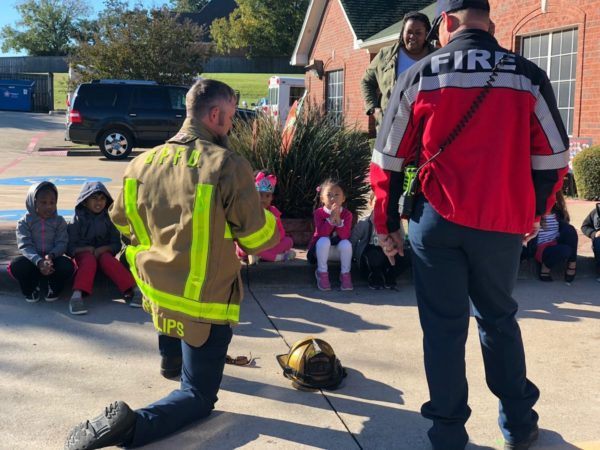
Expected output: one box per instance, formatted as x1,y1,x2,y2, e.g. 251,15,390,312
371,1,569,449
65,79,278,449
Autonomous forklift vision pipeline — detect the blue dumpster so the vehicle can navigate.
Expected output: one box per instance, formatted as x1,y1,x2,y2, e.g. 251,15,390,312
0,79,35,112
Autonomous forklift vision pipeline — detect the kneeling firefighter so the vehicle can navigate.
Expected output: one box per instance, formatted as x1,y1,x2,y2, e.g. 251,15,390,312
64,78,279,449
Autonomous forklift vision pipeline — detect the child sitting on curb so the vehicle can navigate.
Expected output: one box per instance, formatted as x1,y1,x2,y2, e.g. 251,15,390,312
528,191,578,284
351,191,409,289
9,181,74,302
307,179,353,291
581,201,600,282
237,170,295,264
68,181,139,315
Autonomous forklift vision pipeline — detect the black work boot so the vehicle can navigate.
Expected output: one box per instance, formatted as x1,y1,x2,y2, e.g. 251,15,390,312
64,401,136,450
504,425,539,450
160,355,182,380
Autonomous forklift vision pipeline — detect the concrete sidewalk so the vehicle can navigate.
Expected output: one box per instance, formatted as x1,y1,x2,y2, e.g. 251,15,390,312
1,111,598,449
0,269,599,449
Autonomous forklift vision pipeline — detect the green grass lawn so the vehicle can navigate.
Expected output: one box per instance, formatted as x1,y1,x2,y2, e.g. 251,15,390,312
53,72,303,111
201,73,303,107
53,73,69,110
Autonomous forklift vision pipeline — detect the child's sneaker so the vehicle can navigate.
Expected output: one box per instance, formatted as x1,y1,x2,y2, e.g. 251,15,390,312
45,287,60,302
383,271,397,290
368,273,385,290
275,250,297,262
69,291,87,315
24,287,40,303
124,288,142,308
340,272,353,291
315,270,331,291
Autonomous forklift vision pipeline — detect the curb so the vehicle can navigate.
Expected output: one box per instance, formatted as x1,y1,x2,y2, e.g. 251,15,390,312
1,226,598,295
2,253,598,296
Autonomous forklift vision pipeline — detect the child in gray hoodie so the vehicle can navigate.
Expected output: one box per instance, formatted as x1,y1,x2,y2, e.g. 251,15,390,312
9,181,74,302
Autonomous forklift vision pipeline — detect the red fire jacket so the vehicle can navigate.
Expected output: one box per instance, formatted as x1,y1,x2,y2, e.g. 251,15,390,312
370,29,569,235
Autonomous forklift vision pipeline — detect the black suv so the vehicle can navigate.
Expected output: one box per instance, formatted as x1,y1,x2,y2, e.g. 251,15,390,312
66,80,256,159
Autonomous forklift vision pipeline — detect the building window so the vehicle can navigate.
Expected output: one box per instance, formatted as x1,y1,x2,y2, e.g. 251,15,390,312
326,70,344,126
521,28,578,135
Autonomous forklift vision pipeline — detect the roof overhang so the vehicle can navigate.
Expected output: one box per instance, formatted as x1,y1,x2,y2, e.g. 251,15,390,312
290,0,363,67
290,0,327,67
359,34,399,52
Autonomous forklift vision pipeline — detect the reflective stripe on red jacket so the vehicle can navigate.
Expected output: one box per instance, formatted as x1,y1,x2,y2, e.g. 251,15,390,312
370,29,569,235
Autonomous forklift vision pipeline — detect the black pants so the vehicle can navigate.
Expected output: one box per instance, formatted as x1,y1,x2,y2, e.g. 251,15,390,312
409,198,539,449
593,237,600,269
9,255,74,296
359,244,408,280
540,222,578,267
129,326,233,447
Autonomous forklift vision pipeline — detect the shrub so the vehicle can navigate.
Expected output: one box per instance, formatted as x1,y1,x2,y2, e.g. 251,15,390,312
229,109,372,218
572,146,600,200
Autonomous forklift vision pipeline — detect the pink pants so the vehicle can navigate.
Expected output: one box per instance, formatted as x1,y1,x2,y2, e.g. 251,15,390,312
237,236,294,262
73,251,135,295
257,236,294,261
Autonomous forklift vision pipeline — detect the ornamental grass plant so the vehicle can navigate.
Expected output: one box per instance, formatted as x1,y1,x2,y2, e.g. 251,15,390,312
229,108,372,218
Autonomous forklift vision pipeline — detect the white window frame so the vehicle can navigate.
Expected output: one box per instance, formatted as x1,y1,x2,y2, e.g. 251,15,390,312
326,69,344,127
520,28,578,136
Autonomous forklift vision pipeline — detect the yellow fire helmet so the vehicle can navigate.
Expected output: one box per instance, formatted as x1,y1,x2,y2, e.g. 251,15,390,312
276,337,347,390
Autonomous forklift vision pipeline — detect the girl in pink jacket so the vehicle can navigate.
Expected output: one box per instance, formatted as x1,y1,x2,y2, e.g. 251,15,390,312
307,179,353,291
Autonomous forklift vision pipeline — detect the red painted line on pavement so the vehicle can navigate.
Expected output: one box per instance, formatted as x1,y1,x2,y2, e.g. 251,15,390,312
0,132,46,175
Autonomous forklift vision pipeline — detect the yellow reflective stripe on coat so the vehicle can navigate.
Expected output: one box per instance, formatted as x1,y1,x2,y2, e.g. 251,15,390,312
114,222,130,237
184,184,213,300
237,209,277,250
122,178,239,323
124,178,150,247
224,222,232,239
123,178,151,288
134,278,239,322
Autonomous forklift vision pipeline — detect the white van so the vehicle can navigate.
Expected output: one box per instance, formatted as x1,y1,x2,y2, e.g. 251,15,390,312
267,76,305,126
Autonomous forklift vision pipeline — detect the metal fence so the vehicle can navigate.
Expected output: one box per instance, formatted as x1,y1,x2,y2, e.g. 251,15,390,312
203,56,303,74
0,55,301,112
0,55,302,75
0,56,68,74
0,73,52,112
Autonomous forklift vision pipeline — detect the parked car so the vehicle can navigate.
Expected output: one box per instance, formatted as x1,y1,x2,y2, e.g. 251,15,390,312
66,80,256,160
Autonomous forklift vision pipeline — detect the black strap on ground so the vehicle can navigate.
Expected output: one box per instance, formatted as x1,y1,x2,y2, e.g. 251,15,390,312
244,264,364,450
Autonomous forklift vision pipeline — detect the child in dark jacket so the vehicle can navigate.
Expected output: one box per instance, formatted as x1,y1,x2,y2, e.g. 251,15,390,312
68,181,138,315
351,192,408,289
581,202,600,281
9,181,74,302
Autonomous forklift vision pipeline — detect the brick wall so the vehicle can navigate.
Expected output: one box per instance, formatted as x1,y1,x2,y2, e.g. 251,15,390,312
490,0,600,145
305,0,372,132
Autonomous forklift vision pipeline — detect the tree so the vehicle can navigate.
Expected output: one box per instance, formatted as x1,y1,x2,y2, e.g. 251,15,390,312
210,0,308,57
70,2,212,86
1,0,90,56
170,0,210,12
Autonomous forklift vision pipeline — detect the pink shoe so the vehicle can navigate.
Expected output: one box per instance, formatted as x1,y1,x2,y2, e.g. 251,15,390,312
315,270,331,291
340,272,353,291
